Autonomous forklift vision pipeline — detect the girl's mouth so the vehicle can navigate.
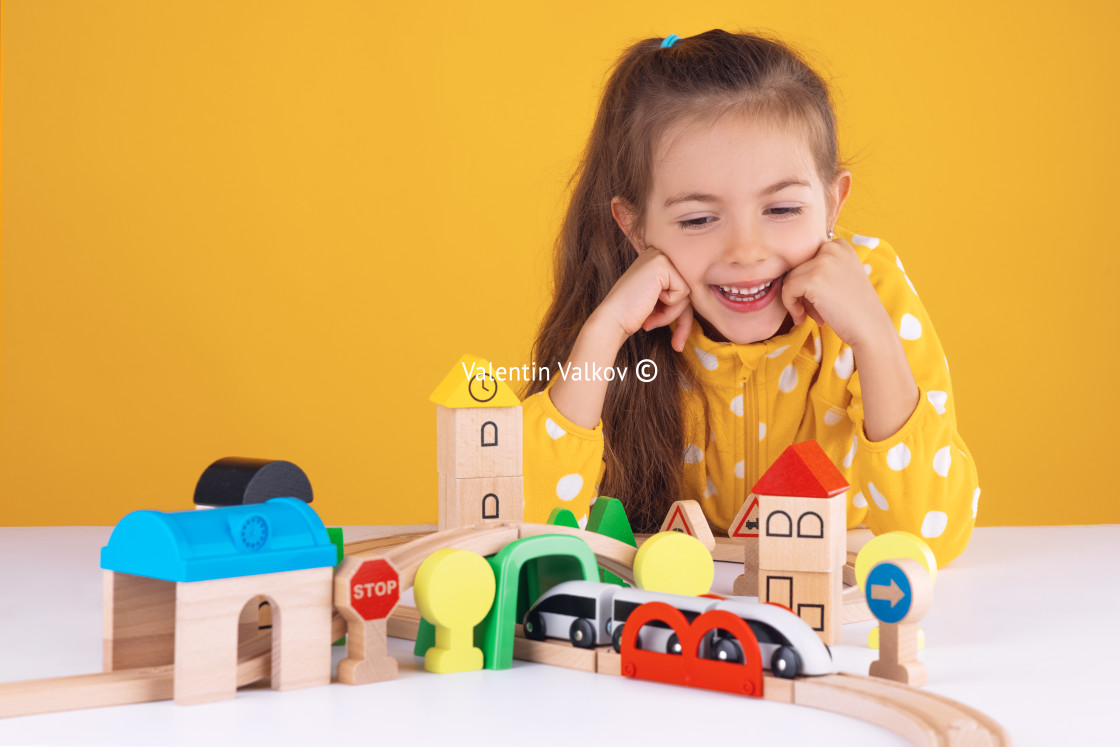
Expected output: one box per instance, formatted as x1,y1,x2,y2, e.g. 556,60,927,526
710,277,782,312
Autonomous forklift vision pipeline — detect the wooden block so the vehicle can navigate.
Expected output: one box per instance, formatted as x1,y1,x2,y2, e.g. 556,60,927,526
174,567,333,705
438,474,524,531
759,569,842,645
192,457,313,507
596,649,622,676
436,404,522,478
732,537,759,596
758,493,845,573
752,441,848,498
103,571,176,671
659,500,716,551
711,536,744,562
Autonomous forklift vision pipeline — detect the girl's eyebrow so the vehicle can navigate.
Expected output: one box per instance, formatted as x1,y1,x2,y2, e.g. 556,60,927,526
663,178,811,209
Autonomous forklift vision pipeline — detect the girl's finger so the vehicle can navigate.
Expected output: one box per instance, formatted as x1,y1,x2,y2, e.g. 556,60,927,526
643,295,692,332
671,303,694,352
780,275,804,321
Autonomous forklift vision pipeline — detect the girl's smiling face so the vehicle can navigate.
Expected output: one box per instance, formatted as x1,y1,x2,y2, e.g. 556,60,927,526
614,112,850,345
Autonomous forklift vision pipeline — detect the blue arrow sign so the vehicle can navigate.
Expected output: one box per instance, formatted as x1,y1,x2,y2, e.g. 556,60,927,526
865,561,913,624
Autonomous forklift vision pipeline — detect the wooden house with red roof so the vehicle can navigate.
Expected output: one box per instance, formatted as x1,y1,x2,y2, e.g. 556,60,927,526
753,440,848,645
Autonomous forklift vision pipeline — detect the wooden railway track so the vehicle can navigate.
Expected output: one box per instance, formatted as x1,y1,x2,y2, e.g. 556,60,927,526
0,524,1004,745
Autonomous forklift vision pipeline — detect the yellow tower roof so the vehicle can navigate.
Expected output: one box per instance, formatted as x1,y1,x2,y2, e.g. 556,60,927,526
429,354,522,408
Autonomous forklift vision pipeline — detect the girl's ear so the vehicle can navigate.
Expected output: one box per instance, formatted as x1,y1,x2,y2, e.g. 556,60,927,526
827,170,853,231
610,196,645,255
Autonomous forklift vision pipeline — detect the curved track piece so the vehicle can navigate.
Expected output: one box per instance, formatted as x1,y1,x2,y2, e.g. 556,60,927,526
794,674,1010,746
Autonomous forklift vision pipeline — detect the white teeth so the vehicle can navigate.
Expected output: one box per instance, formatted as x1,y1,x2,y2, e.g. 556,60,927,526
718,280,773,298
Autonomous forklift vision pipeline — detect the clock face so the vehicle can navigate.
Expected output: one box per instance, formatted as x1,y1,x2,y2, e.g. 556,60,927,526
468,373,498,403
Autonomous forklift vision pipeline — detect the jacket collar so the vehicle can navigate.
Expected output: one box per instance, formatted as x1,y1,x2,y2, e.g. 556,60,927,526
672,314,816,380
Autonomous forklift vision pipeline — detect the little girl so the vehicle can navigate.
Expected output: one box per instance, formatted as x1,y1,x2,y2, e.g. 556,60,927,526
520,29,978,566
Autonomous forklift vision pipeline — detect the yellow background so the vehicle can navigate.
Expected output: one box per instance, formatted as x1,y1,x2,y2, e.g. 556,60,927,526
3,1,1117,527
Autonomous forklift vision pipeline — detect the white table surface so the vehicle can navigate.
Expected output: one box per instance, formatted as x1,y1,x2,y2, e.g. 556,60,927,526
1,525,1117,746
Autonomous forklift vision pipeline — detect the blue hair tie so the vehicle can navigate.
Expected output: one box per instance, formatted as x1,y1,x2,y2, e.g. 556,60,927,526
660,34,681,49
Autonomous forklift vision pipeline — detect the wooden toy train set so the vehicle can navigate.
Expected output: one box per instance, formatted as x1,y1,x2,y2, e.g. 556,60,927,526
0,355,1010,746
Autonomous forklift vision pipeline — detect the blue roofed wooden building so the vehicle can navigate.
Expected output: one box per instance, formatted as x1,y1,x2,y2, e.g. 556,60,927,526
100,498,337,705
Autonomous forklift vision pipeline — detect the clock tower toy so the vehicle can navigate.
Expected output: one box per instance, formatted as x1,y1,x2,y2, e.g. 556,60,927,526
430,354,525,530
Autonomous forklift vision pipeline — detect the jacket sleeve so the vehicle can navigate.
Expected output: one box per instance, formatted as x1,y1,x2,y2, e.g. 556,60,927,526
844,237,980,567
520,377,606,526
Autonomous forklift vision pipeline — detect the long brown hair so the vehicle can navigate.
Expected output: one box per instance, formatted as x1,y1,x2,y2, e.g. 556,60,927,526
524,29,852,533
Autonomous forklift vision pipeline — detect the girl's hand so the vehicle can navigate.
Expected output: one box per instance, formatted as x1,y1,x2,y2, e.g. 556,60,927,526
780,238,894,349
594,246,694,352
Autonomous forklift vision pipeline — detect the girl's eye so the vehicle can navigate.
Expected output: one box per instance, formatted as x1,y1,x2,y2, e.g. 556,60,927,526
678,206,803,231
678,217,715,230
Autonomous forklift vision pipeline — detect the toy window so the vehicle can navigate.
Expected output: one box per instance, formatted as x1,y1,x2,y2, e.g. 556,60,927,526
482,493,499,519
796,511,823,538
766,510,792,537
480,421,498,447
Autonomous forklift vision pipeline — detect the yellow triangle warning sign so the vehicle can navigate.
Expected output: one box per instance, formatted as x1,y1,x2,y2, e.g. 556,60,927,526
729,494,760,538
659,500,715,551
429,354,521,408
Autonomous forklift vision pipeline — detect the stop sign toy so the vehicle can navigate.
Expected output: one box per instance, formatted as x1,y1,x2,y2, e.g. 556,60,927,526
347,558,400,620
334,555,402,685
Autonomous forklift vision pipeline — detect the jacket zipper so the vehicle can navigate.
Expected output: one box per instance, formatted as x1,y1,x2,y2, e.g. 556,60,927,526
743,376,757,500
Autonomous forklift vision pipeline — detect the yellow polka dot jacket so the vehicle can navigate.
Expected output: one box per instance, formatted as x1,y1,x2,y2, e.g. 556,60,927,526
522,228,979,567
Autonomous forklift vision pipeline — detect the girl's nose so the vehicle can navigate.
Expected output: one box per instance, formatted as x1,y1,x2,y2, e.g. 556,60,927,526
722,224,768,267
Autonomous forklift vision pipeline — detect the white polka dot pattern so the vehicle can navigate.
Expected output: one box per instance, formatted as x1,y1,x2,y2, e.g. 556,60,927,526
730,394,743,416
779,365,798,393
852,234,881,249
824,409,843,426
843,436,857,469
766,345,790,359
852,491,868,508
683,444,703,463
868,482,889,511
887,443,911,471
921,511,948,538
545,418,566,439
933,446,951,477
899,313,922,340
758,422,766,440
556,474,583,501
834,347,854,379
706,476,718,497
927,390,948,415
694,347,718,370
734,460,744,479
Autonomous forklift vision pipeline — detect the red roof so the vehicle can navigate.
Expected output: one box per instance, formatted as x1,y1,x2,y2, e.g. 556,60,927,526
751,441,848,498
